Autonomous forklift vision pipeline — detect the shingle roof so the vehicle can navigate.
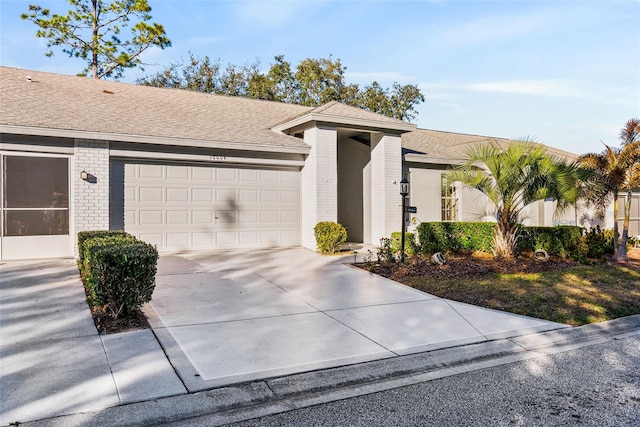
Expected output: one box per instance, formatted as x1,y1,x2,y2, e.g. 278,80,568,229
272,100,416,133
402,128,579,162
1,67,579,162
0,66,312,151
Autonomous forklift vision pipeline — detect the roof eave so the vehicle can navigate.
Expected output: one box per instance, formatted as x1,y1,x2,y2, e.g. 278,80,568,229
0,125,311,155
404,153,463,165
272,112,417,134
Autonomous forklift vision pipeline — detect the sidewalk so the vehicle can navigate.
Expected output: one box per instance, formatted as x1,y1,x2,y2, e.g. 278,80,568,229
0,259,185,425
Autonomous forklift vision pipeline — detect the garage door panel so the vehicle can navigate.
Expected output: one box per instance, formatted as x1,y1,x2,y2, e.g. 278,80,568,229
119,161,300,251
281,190,298,203
139,164,163,179
166,210,189,224
239,211,259,224
139,210,163,225
166,188,189,202
239,189,258,202
216,169,236,181
217,231,236,245
192,188,213,202
166,165,189,179
216,189,236,203
239,170,258,181
192,168,213,180
192,210,214,224
193,232,214,246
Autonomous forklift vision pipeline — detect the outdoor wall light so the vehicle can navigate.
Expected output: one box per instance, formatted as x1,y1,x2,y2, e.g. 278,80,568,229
80,171,89,180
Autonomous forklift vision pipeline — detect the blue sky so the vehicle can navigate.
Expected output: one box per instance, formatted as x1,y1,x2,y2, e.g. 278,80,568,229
1,0,639,155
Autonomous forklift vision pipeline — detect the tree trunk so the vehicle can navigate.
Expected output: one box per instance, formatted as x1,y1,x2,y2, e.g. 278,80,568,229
613,193,621,260
619,190,632,261
492,215,517,259
92,0,99,79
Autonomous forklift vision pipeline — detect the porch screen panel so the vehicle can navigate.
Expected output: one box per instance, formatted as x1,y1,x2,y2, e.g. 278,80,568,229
3,156,69,236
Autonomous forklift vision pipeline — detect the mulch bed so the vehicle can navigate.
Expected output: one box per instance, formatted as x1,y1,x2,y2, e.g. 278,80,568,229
79,270,151,334
359,253,582,282
89,305,150,335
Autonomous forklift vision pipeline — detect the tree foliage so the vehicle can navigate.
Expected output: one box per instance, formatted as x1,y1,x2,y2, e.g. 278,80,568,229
446,141,581,259
21,0,171,79
137,53,425,121
578,118,640,260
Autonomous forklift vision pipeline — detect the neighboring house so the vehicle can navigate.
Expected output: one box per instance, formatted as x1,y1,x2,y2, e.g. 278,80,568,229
0,67,631,261
402,129,583,233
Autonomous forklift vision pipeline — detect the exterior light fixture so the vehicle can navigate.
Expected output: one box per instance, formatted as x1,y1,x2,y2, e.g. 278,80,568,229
400,177,409,198
400,177,409,263
80,171,89,180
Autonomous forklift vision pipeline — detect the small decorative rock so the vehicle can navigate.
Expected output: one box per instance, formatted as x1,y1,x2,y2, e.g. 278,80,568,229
432,252,446,265
533,249,549,261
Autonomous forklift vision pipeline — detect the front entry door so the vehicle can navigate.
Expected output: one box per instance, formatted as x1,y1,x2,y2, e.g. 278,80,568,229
1,154,71,260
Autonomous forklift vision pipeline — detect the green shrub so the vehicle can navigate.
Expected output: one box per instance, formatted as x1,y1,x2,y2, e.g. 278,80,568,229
83,236,158,318
518,226,584,259
417,222,495,254
77,230,132,263
314,221,347,254
377,237,396,263
390,232,418,255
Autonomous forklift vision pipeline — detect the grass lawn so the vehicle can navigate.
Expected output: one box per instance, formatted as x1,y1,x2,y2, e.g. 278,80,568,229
366,256,640,326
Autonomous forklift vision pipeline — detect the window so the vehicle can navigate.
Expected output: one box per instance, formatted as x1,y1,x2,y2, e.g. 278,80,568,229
2,156,69,236
441,175,457,222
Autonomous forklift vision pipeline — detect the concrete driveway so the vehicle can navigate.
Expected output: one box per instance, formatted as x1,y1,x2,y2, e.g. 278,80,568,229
146,248,568,391
0,259,185,425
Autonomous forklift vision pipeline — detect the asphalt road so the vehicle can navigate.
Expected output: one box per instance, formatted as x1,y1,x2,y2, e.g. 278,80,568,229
184,335,640,427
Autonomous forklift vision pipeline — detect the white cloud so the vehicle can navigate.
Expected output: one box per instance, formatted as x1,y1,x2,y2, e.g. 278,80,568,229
421,78,610,100
467,79,586,97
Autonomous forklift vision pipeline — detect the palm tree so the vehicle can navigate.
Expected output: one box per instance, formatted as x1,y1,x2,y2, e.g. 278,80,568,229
578,122,640,260
447,141,580,259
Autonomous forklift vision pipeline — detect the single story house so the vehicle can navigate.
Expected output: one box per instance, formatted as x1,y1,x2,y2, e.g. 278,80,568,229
0,67,633,260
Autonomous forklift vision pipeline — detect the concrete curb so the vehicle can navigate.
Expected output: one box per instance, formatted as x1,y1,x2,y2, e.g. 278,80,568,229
16,314,640,427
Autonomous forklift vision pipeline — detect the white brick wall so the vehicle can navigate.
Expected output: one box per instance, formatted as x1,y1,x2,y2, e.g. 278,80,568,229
300,126,338,249
73,139,110,254
370,133,402,242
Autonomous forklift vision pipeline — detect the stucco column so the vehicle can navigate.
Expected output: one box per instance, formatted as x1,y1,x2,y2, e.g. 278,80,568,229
300,126,338,249
370,132,402,244
74,139,110,255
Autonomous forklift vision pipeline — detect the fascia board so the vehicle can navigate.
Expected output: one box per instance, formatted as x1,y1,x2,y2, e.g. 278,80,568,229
404,153,463,165
272,112,417,134
0,125,311,155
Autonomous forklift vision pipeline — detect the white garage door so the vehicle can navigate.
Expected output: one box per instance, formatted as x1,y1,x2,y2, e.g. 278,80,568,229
118,162,300,252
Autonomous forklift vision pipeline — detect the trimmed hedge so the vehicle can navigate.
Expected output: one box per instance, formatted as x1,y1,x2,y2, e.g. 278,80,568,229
314,221,347,254
79,232,158,318
415,222,618,262
517,226,584,259
390,232,418,255
417,222,495,254
77,230,132,264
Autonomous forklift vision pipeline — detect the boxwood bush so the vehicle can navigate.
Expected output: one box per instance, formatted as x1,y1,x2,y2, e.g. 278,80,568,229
80,232,158,319
517,226,584,259
415,222,616,262
390,232,418,255
314,221,347,254
417,222,495,254
77,230,132,264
